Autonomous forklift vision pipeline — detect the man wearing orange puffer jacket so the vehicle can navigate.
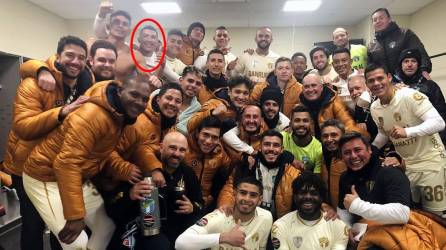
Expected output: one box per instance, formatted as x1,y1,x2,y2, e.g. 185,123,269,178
22,75,151,250
184,116,231,211
250,57,302,119
3,36,96,250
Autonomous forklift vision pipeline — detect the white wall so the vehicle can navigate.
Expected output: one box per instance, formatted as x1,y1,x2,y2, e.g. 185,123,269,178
0,0,67,60
1,0,445,95
410,0,446,94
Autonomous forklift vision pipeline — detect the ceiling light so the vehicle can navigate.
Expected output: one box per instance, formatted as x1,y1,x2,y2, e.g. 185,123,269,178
141,2,182,14
283,0,321,12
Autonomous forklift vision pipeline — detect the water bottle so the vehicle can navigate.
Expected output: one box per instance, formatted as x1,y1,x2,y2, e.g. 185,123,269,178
139,177,161,236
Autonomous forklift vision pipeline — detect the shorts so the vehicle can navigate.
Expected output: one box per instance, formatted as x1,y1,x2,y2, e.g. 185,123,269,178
406,166,446,213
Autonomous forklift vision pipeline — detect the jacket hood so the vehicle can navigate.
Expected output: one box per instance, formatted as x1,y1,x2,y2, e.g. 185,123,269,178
145,95,177,131
83,81,133,124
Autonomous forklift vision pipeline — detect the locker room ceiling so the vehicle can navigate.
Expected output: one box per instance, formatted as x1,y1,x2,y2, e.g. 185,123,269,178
27,0,435,28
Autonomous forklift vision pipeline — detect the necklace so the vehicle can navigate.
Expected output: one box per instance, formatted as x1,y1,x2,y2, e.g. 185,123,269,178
296,211,323,226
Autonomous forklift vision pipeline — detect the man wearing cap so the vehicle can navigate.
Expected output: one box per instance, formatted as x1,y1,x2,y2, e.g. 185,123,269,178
395,49,446,144
178,22,206,65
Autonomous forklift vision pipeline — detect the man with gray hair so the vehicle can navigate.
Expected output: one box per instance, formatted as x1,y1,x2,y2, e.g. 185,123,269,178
299,73,368,139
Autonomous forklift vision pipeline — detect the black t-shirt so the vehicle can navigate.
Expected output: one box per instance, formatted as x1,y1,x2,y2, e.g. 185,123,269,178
338,150,411,213
160,164,204,242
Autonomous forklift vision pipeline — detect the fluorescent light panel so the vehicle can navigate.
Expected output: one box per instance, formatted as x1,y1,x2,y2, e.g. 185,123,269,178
283,0,321,12
141,2,182,14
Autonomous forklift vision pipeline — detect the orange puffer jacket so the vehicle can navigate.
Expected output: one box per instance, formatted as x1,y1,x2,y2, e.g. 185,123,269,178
358,211,446,250
218,160,300,219
188,97,238,132
4,56,66,176
23,81,126,220
250,75,302,118
184,132,231,207
320,156,347,208
300,87,369,138
178,36,203,66
104,96,175,180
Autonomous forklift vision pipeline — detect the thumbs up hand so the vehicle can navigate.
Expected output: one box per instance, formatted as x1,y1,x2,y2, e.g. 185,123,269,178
343,185,360,211
219,219,246,248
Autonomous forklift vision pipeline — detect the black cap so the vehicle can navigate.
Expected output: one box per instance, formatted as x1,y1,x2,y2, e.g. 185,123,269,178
399,49,421,66
187,22,205,37
260,87,283,107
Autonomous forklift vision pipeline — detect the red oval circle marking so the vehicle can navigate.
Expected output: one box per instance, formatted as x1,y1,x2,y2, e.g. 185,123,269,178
129,18,167,73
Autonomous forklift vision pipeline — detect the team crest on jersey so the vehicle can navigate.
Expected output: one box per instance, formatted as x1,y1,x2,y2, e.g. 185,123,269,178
413,92,425,101
272,237,281,249
252,232,259,242
393,112,402,122
293,236,303,248
388,41,396,49
195,217,208,226
344,226,349,236
319,237,329,248
268,62,274,69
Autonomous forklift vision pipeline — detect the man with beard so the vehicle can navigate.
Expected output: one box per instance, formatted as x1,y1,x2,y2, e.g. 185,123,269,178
230,27,280,85
197,49,228,104
319,119,347,208
250,57,302,118
259,87,290,131
19,39,117,89
368,8,432,79
271,172,348,250
123,132,204,249
152,66,203,135
188,75,252,133
347,74,378,141
222,88,289,159
299,73,367,140
22,74,152,249
175,177,272,250
309,46,338,85
282,105,323,174
222,105,268,163
219,130,300,220
395,49,446,144
291,52,311,83
178,22,206,65
332,48,357,112
367,63,446,217
2,36,92,250
332,27,368,71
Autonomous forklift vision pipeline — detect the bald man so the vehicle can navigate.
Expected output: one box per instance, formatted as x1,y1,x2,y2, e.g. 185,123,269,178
126,132,204,248
332,27,368,70
230,27,280,85
299,73,368,139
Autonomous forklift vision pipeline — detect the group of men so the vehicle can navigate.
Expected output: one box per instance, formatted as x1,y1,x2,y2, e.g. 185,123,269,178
0,2,446,250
